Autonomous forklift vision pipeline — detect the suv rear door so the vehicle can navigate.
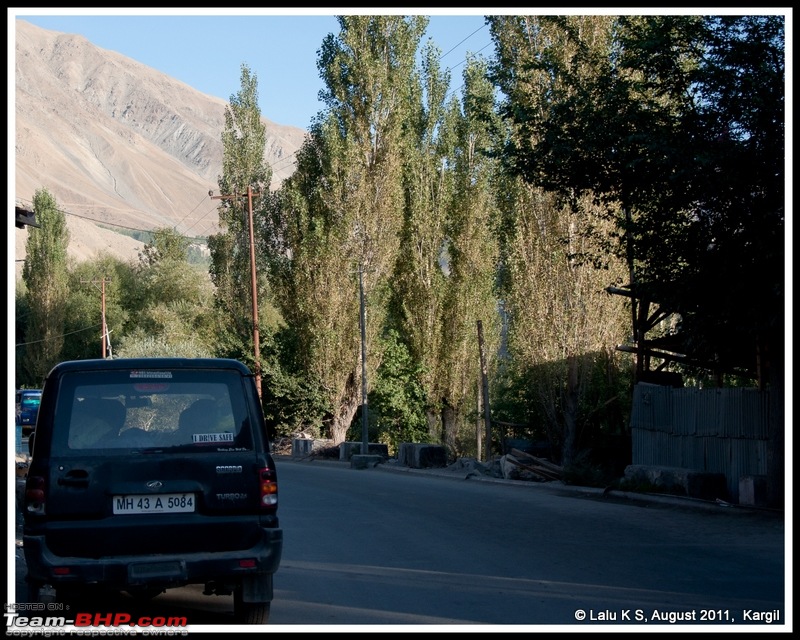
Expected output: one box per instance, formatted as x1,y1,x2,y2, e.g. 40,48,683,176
34,365,273,560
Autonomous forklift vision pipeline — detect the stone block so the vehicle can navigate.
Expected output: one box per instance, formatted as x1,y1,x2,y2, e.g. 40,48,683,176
397,443,447,469
339,442,389,461
739,475,768,507
624,464,728,500
292,438,333,457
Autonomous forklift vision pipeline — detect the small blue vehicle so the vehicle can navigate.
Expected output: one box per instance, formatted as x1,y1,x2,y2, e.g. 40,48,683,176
15,389,42,436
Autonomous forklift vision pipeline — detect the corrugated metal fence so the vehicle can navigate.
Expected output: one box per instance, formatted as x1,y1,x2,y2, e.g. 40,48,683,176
630,384,771,502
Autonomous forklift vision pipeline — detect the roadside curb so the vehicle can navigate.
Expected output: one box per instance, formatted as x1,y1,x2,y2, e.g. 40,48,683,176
273,454,783,517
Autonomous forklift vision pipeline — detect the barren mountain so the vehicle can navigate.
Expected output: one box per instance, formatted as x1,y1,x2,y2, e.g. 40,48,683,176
13,19,307,280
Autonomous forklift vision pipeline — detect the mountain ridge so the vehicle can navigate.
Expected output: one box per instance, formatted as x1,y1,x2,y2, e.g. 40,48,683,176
14,18,306,278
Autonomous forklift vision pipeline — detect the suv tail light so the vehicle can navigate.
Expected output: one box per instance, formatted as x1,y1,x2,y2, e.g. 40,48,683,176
259,467,278,509
25,475,46,515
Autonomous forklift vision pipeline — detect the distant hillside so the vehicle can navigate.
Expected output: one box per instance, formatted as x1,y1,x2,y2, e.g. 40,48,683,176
14,19,307,278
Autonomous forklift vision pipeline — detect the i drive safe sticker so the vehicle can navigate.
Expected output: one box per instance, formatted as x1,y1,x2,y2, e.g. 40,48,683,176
192,432,235,444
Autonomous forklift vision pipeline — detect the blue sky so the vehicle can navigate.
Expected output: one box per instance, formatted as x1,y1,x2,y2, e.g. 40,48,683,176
11,9,496,131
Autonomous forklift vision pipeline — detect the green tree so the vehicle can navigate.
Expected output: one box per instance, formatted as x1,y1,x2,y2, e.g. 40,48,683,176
387,37,453,443
487,15,633,466
368,328,429,453
21,188,70,382
495,179,630,467
15,284,33,387
138,226,191,267
488,15,783,493
267,16,427,444
489,14,784,383
208,63,273,373
115,331,214,359
433,56,503,457
116,251,216,357
61,254,132,361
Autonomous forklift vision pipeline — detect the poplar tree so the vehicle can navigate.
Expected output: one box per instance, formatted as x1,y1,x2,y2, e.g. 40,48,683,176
490,14,784,384
21,188,70,382
488,14,783,478
488,15,631,466
388,38,453,442
268,16,427,444
208,63,272,369
434,56,503,456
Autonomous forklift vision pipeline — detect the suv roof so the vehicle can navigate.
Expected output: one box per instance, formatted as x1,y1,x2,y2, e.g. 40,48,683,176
45,356,254,374
23,357,282,624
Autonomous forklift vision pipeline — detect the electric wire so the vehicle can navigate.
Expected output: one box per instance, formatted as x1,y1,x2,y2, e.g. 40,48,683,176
170,193,215,237
15,22,493,354
15,323,103,348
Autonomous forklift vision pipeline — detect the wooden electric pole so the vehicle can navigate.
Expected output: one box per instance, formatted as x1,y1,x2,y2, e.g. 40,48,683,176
359,266,368,455
210,186,263,400
477,320,492,462
81,277,112,358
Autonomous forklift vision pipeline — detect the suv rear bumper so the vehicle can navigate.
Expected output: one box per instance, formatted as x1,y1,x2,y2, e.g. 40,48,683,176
24,527,282,592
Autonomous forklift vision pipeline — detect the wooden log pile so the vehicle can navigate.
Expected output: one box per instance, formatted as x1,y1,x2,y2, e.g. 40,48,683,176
504,448,563,482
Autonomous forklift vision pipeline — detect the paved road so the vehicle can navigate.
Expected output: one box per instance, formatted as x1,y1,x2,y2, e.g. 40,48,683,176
11,455,787,632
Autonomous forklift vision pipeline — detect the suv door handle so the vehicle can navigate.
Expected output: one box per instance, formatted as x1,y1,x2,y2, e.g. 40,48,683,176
58,469,89,487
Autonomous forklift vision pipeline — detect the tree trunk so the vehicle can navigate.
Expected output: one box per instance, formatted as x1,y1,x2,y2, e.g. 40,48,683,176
425,407,441,442
561,354,580,468
329,371,361,445
441,402,457,461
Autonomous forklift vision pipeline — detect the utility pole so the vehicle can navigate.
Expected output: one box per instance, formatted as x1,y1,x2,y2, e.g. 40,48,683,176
349,253,373,455
82,277,112,358
359,266,368,455
210,186,262,400
477,320,491,462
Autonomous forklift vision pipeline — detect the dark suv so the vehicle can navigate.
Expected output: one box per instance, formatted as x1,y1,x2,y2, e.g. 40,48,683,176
23,358,282,624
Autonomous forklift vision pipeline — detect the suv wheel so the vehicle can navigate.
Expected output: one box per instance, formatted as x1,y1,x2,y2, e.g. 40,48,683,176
26,581,60,605
233,589,271,624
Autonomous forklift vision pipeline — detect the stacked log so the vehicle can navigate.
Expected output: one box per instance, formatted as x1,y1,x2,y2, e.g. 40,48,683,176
503,448,563,482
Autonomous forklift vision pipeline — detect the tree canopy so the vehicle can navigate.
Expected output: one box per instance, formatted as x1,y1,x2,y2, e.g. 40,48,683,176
20,188,70,383
16,14,784,483
489,14,785,383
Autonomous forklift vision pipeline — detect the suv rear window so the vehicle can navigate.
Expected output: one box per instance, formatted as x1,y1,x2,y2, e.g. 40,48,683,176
52,368,252,453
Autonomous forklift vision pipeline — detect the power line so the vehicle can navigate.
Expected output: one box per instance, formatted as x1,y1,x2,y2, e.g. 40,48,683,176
171,193,216,235
15,322,103,347
15,195,217,242
178,201,222,239
268,151,301,174
14,197,159,236
438,23,494,103
438,23,489,63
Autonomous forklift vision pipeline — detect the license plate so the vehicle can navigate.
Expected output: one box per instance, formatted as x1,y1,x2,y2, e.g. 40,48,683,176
112,493,195,514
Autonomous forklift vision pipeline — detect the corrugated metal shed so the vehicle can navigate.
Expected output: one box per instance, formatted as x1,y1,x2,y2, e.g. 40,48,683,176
630,384,771,503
